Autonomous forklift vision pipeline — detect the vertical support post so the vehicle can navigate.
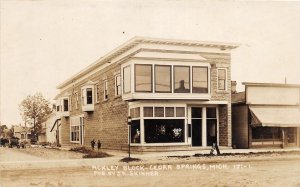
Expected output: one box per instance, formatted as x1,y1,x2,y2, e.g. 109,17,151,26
202,107,207,147
127,116,132,158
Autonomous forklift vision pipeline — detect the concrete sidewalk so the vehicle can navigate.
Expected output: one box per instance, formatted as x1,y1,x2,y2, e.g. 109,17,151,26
1,147,299,171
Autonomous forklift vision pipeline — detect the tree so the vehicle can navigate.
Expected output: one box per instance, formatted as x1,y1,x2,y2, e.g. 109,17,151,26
19,92,52,140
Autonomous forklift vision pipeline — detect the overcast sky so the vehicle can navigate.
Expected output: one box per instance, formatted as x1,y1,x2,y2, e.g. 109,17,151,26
1,0,300,125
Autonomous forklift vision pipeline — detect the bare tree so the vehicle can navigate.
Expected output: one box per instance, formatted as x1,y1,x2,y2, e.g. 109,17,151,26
19,92,52,140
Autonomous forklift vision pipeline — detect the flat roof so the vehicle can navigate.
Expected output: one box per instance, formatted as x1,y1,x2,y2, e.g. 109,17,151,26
243,82,300,88
57,36,239,89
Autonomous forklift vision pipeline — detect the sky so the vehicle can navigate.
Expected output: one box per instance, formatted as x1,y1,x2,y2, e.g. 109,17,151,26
1,0,300,126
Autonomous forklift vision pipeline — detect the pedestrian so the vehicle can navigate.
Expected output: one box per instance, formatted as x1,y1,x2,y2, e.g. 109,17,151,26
91,139,95,150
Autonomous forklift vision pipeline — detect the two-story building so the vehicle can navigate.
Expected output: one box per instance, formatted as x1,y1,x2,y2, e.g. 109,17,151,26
53,37,239,151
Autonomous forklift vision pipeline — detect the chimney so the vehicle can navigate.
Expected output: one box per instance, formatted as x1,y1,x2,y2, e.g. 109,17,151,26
231,81,237,93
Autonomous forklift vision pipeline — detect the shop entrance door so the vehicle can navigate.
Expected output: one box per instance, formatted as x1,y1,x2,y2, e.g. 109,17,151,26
192,107,202,146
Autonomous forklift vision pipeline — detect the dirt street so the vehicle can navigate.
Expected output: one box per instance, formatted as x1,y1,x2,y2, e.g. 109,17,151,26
1,147,300,187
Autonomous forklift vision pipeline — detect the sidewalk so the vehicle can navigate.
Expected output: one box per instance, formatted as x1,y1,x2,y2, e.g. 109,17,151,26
1,147,300,171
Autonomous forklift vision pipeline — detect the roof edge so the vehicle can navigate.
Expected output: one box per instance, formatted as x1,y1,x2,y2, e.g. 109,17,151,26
243,82,300,88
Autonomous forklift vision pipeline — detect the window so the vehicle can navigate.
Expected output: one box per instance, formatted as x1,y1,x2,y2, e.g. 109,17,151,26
155,65,171,93
70,116,83,143
218,69,226,90
154,107,164,117
115,74,121,96
56,105,60,112
63,99,69,112
123,66,131,94
165,107,175,117
130,107,140,118
135,64,152,92
86,88,93,104
144,119,185,143
95,84,100,103
75,93,79,109
206,107,217,146
131,120,141,143
144,107,153,117
192,67,208,93
174,66,190,93
71,126,80,142
103,80,108,100
69,95,72,112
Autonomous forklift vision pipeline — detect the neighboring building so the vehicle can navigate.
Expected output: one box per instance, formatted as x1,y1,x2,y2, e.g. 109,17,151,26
54,37,239,151
45,112,61,145
13,126,32,142
232,82,300,149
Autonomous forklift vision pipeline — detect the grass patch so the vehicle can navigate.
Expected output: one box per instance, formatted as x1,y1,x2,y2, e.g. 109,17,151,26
70,146,111,158
83,151,111,158
119,157,141,163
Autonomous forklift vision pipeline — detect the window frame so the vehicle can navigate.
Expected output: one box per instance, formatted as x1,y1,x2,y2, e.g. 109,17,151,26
192,66,208,93
173,65,191,93
115,74,121,96
154,65,172,93
217,68,227,91
123,65,131,94
103,79,108,101
134,64,153,93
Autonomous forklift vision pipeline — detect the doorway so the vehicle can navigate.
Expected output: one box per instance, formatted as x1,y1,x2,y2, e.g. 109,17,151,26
192,107,202,146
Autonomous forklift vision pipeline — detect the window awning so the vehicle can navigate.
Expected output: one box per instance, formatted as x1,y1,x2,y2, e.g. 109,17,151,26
250,106,300,127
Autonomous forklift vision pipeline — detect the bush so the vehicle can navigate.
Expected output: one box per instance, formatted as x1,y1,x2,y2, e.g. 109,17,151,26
82,151,111,158
119,157,141,163
70,146,93,154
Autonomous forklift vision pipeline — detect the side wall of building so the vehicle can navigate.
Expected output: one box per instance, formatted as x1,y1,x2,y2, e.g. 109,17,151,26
232,104,249,148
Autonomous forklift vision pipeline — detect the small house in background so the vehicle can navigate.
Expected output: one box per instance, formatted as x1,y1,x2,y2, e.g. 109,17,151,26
232,82,300,149
13,125,32,142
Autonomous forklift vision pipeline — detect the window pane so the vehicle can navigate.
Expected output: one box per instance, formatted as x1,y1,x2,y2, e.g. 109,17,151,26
135,64,152,92
130,108,134,118
86,88,93,104
193,67,208,93
123,66,131,94
192,107,202,118
144,107,153,117
206,108,216,118
174,66,190,93
134,107,140,118
165,107,175,117
155,107,164,117
131,120,140,143
63,99,68,111
176,107,185,117
144,119,185,143
155,65,171,93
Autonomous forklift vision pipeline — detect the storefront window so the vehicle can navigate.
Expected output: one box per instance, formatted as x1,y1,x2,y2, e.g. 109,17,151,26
144,119,185,143
131,120,140,143
252,127,281,140
192,67,208,93
206,108,217,146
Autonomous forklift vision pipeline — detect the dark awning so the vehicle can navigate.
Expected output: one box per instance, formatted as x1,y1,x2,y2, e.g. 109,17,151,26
250,106,300,127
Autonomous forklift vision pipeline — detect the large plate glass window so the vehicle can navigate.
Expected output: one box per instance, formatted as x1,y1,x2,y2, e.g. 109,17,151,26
192,67,208,93
174,66,190,93
135,64,152,92
155,65,171,93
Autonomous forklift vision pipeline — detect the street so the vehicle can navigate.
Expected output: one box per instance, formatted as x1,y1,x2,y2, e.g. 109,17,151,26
1,147,300,187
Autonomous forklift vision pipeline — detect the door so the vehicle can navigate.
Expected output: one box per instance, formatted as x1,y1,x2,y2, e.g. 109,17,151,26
192,107,202,146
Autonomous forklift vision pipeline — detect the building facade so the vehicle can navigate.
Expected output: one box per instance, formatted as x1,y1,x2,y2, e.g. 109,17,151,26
53,37,239,151
232,82,300,149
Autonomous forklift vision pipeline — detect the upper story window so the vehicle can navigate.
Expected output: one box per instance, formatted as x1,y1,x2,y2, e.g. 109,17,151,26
86,88,93,104
75,92,79,109
115,74,121,96
63,98,69,112
155,65,171,93
81,83,94,112
135,64,152,92
217,68,227,91
103,79,108,100
95,84,100,103
123,66,131,94
192,67,208,93
174,66,190,93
